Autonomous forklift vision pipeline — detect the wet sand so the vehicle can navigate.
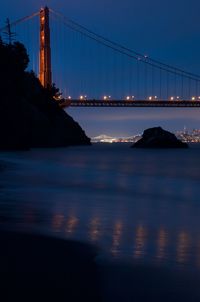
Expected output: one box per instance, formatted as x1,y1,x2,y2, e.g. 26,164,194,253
1,229,200,301
98,260,200,302
0,230,101,302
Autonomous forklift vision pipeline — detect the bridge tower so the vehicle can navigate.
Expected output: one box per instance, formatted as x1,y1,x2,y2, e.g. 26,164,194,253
39,6,52,88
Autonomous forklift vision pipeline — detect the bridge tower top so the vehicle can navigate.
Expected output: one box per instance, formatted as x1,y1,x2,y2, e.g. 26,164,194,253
39,6,52,88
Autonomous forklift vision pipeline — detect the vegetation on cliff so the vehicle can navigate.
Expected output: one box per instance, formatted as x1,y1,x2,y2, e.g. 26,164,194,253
0,38,91,149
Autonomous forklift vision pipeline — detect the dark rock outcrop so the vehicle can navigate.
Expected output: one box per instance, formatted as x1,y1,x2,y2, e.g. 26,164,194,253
132,127,188,148
0,95,91,150
0,41,91,150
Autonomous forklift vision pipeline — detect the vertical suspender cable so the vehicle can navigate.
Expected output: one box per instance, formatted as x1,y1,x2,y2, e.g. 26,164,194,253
159,67,162,99
137,58,140,99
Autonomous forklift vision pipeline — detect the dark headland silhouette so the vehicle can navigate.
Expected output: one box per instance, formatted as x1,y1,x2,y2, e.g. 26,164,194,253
132,127,188,148
0,38,91,150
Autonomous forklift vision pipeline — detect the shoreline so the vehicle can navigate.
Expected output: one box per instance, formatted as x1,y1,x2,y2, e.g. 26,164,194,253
0,229,101,301
1,229,200,302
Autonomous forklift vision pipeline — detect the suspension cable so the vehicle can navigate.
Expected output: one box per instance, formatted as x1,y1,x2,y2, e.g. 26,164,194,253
50,15,200,82
0,11,39,33
50,8,200,81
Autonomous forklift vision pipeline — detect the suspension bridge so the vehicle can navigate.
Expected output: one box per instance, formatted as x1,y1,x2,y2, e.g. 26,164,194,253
1,6,200,108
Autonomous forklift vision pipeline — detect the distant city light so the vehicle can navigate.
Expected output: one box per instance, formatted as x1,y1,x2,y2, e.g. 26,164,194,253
68,96,71,100
170,97,174,101
148,96,152,101
192,96,196,101
126,96,130,100
92,128,200,144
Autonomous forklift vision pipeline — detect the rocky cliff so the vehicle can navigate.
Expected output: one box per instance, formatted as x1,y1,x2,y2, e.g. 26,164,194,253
0,40,90,150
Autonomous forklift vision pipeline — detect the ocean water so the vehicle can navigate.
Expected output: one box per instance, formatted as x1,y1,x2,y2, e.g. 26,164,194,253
0,143,200,273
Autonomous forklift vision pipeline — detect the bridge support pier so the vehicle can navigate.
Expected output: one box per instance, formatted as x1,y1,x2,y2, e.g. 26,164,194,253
39,6,52,88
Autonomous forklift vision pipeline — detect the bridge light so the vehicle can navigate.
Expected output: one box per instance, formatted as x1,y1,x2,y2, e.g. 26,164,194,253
192,96,196,101
148,96,152,101
80,95,84,100
103,96,108,100
126,96,130,100
170,96,174,101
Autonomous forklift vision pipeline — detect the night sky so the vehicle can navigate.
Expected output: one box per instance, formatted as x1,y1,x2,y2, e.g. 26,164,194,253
1,0,200,137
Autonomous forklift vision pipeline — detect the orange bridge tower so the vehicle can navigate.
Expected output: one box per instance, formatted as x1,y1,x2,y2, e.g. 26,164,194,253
39,6,52,88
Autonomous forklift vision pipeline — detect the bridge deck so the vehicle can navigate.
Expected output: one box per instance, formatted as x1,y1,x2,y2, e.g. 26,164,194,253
60,100,200,108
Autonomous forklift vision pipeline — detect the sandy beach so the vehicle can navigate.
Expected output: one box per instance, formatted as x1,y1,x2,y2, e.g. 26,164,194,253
0,229,101,302
1,228,200,302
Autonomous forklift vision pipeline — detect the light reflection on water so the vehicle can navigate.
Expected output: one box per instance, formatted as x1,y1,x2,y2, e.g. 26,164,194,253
1,144,200,271
111,221,123,256
133,225,147,259
66,215,79,234
49,210,200,269
156,228,168,261
176,231,190,264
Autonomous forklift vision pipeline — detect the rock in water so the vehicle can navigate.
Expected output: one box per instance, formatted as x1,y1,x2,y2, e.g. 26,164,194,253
132,127,188,148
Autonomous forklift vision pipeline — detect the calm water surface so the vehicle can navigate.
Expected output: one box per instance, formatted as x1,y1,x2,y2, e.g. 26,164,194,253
1,143,200,272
